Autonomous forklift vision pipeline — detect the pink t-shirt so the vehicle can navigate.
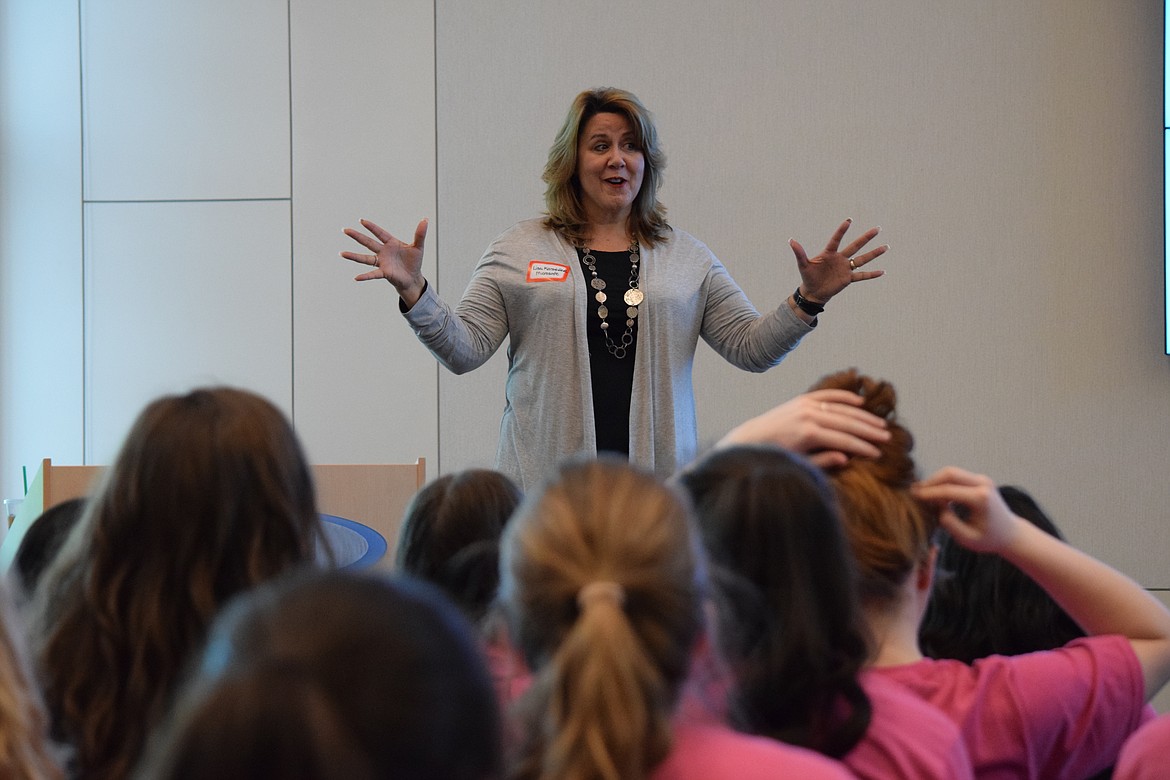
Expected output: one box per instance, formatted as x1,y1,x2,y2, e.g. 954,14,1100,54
844,671,974,779
1114,712,1170,780
873,635,1146,780
651,722,854,780
483,634,531,706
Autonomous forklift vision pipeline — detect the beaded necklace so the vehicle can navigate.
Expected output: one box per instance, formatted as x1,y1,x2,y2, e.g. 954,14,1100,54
580,242,642,359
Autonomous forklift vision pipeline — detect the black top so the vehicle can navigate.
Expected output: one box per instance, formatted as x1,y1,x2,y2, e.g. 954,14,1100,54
576,247,638,457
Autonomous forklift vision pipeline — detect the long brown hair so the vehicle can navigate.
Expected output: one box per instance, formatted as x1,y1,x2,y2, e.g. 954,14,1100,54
680,445,872,758
31,387,328,779
809,369,938,611
500,457,703,780
542,87,670,248
0,581,61,779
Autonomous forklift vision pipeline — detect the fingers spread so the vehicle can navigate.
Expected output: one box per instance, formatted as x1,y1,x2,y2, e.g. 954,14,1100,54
360,219,393,242
413,218,429,251
344,228,379,253
840,226,881,257
788,237,809,265
823,218,853,253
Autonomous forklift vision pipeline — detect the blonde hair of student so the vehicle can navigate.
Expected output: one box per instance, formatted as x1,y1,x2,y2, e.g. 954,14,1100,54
499,457,704,780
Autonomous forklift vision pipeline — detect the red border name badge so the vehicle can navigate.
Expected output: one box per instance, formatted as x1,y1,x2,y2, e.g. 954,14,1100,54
526,260,571,283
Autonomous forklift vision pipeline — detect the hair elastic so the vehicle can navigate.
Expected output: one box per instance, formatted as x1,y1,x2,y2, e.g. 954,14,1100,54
577,581,626,610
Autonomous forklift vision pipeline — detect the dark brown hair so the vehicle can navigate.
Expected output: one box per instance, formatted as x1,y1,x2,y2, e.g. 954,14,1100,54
136,572,501,780
31,387,328,779
395,469,522,625
680,445,872,759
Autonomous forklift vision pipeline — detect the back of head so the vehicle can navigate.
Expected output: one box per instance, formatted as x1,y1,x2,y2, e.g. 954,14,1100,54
138,570,501,780
395,469,522,625
808,369,937,612
32,386,327,779
920,485,1085,662
679,445,871,758
12,497,86,604
500,457,703,780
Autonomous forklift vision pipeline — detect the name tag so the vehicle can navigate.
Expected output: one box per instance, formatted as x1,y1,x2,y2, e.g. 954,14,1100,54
526,260,571,283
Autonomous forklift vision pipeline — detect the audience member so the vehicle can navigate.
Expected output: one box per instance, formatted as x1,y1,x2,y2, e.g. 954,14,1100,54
498,456,852,780
812,368,1170,779
136,570,502,780
11,497,86,605
29,387,332,779
919,485,1085,662
395,468,522,625
0,578,62,778
1114,711,1170,780
680,444,972,778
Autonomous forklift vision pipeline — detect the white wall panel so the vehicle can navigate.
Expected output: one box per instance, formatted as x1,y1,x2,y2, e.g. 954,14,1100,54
84,201,292,463
80,0,290,201
289,0,438,469
0,0,84,498
435,1,1169,585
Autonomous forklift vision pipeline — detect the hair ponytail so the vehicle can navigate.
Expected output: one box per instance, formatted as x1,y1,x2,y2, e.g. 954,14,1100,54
502,458,702,780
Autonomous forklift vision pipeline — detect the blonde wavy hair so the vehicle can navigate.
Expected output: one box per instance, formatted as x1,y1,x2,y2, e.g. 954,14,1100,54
542,87,670,248
809,369,938,611
500,457,704,780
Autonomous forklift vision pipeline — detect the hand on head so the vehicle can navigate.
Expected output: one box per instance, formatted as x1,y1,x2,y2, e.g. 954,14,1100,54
717,388,891,469
911,467,1023,555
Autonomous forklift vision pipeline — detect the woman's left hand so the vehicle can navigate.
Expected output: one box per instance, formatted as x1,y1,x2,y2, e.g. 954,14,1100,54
789,218,887,304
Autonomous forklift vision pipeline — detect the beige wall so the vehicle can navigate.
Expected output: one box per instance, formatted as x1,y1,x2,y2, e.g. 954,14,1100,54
3,1,1167,597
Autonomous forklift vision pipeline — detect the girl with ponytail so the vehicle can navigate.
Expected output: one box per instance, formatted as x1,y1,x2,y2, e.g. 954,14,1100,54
498,456,850,780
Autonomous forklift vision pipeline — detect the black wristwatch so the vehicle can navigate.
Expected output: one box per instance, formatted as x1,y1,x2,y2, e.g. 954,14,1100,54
792,287,825,316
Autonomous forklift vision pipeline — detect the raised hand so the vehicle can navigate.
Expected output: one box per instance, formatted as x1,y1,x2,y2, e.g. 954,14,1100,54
717,388,891,469
789,218,887,304
341,218,428,307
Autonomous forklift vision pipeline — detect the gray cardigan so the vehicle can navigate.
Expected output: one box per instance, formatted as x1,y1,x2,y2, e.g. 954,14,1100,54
404,218,813,490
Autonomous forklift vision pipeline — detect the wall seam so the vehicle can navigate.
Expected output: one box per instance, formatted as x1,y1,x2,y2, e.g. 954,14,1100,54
433,0,441,477
77,0,87,465
287,0,296,423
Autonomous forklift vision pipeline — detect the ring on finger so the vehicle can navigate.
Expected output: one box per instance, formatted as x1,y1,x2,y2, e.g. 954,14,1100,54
849,258,857,271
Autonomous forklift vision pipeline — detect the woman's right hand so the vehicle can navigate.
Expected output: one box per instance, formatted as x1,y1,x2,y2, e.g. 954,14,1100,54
341,218,429,307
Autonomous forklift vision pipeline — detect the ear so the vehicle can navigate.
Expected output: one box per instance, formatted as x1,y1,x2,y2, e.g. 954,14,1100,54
916,544,939,594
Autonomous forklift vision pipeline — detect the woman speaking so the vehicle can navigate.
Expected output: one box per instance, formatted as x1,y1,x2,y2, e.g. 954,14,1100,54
342,87,885,489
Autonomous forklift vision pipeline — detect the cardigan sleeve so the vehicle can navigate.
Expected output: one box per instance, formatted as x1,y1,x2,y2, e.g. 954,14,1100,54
401,249,511,375
698,257,813,373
